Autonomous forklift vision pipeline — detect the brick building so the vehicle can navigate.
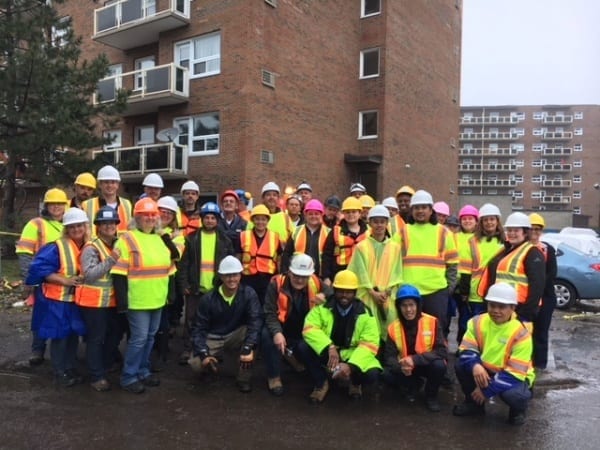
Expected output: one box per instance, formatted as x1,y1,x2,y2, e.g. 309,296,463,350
459,105,600,228
56,0,461,203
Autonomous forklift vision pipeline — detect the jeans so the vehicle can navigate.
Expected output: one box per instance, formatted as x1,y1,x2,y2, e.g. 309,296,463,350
421,289,450,338
79,306,119,382
121,309,162,387
260,327,304,379
50,334,79,375
382,359,446,397
456,301,487,345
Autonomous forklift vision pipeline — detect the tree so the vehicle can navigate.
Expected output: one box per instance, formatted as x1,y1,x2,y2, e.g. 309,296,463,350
0,0,127,229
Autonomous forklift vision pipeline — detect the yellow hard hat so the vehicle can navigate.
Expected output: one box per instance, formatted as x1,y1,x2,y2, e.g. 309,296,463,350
341,197,363,212
359,194,375,208
333,270,359,290
74,172,97,189
43,188,69,204
529,213,545,228
250,204,271,219
396,185,415,196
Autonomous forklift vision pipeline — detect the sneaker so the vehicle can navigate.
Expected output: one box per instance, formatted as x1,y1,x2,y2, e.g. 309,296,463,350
309,380,329,404
267,377,284,396
141,375,160,387
90,379,111,392
452,401,485,417
348,384,362,400
56,372,77,387
122,381,146,394
508,408,526,426
425,397,441,412
29,351,44,366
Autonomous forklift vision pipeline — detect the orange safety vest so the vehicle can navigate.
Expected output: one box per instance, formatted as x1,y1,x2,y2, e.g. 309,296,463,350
388,214,406,236
240,229,280,275
495,242,534,304
180,210,202,236
42,238,81,302
535,242,549,262
332,226,367,266
387,313,438,358
275,274,321,323
84,197,132,235
76,238,116,308
292,224,329,263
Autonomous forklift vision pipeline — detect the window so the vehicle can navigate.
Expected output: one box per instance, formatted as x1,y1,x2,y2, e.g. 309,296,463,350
573,175,582,183
532,176,542,183
361,0,381,17
573,191,582,199
573,207,581,214
574,144,583,152
463,158,472,165
134,56,155,90
531,192,542,199
573,160,582,168
513,128,525,136
487,189,498,195
103,130,122,150
461,189,472,195
135,125,155,146
175,113,220,156
532,160,542,168
175,32,221,78
511,143,525,152
51,16,71,47
574,128,583,136
358,111,378,138
513,190,523,198
532,128,544,136
515,160,524,168
532,143,544,152
514,175,523,183
533,112,544,120
574,112,583,119
360,48,380,78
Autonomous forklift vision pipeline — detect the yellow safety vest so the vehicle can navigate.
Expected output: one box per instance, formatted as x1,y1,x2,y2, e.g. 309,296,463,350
76,238,115,308
16,217,63,255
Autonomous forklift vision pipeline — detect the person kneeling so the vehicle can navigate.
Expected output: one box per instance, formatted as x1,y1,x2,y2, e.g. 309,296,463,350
383,285,447,412
299,270,381,404
188,256,262,393
453,282,535,426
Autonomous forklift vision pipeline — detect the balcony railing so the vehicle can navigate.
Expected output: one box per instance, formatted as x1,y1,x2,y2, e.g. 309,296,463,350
542,164,571,172
460,116,520,125
459,132,520,141
94,63,189,116
542,147,572,156
93,0,191,50
459,147,518,157
542,131,573,140
540,196,571,204
541,180,571,188
92,143,187,177
459,163,517,172
458,179,516,187
542,115,573,124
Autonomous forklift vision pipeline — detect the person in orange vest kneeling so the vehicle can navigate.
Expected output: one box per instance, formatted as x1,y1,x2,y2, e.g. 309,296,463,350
382,285,448,412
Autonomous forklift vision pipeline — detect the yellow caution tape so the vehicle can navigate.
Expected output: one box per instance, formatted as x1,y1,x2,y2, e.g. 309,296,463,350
0,231,21,237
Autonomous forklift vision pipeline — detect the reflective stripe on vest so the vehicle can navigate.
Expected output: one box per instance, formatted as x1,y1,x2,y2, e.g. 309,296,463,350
536,242,549,262
387,313,437,358
400,224,449,269
118,233,167,279
275,274,321,323
387,215,405,236
85,197,132,235
358,238,397,289
496,242,534,304
332,226,366,266
76,238,115,308
293,225,329,256
240,230,279,275
181,211,201,236
42,238,80,302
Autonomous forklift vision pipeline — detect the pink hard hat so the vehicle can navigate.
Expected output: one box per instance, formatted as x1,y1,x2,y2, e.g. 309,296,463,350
433,201,450,216
304,199,324,214
459,204,479,219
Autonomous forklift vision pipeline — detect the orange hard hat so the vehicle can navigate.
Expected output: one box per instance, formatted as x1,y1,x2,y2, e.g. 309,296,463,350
134,197,159,215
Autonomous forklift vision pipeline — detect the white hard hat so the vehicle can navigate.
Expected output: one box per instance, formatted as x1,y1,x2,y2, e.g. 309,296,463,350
97,165,121,181
479,203,501,218
157,196,179,213
143,173,164,188
504,212,531,228
289,253,315,276
410,190,434,207
63,207,89,226
218,255,243,275
367,204,390,220
296,181,312,192
485,282,518,305
382,197,398,209
180,180,200,193
349,182,367,194
261,181,280,195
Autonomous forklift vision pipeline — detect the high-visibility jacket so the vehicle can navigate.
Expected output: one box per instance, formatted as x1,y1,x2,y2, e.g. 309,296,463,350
467,236,504,303
274,274,321,323
180,209,202,236
460,313,535,386
42,238,81,302
387,313,438,358
240,229,280,275
495,242,535,304
332,225,367,267
291,223,330,266
398,223,458,295
303,299,382,372
387,214,405,236
457,231,475,275
111,229,174,310
264,210,293,243
82,197,132,236
16,217,63,255
76,238,116,308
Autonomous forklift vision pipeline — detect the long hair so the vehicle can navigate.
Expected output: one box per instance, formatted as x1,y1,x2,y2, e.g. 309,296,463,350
474,216,506,242
62,223,91,245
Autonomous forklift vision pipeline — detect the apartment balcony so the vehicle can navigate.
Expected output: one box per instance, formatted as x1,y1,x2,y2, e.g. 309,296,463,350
460,116,519,125
541,180,572,188
540,196,571,204
542,115,573,124
542,131,573,140
92,143,188,179
458,179,516,187
458,163,517,172
459,147,518,157
542,147,572,156
459,132,520,141
542,163,571,172
93,0,191,50
94,63,189,116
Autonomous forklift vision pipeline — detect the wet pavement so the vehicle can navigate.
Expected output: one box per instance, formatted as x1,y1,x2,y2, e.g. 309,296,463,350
1,303,599,450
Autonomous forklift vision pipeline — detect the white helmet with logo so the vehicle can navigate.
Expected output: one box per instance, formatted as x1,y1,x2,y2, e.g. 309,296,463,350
289,253,315,276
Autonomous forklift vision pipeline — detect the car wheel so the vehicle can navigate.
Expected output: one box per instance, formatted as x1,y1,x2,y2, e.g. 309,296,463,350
554,280,576,310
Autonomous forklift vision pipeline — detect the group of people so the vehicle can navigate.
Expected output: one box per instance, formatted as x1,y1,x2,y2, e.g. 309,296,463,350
16,171,557,426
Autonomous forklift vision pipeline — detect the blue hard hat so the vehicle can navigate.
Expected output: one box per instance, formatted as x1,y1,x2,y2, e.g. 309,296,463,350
94,205,120,225
396,285,421,302
199,202,221,217
235,189,251,206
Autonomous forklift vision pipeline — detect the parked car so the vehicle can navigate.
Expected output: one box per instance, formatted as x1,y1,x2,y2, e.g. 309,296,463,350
543,232,600,257
542,236,600,309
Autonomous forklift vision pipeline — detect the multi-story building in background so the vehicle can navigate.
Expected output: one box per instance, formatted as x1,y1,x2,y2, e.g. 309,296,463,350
459,105,600,228
55,0,461,203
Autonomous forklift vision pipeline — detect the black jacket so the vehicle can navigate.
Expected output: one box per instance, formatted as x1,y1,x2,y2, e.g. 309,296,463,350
217,214,247,254
321,219,369,281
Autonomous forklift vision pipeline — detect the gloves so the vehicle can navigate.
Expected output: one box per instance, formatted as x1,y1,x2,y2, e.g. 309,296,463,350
239,345,254,370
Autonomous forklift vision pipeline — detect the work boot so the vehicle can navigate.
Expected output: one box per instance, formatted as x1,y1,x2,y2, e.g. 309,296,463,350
179,350,191,366
508,408,526,426
348,384,362,400
66,368,84,385
309,380,329,404
90,379,111,392
452,401,485,417
55,372,77,387
121,381,146,394
29,351,44,366
141,375,161,387
267,377,284,396
283,352,305,372
425,396,441,412
236,368,253,393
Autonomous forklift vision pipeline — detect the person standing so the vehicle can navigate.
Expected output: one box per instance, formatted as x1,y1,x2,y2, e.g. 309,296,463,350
179,180,202,236
218,189,247,255
323,195,342,229
295,181,313,205
111,198,175,394
256,181,293,243
71,173,97,209
349,182,367,199
141,173,164,201
383,197,405,236
285,194,304,229
433,201,450,226
395,185,415,223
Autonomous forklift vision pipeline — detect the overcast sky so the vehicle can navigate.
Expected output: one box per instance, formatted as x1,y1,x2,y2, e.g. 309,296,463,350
461,0,600,106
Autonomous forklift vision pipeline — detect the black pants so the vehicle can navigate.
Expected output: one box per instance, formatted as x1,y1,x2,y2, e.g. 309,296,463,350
533,294,556,369
79,306,120,381
422,289,449,338
382,359,446,397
